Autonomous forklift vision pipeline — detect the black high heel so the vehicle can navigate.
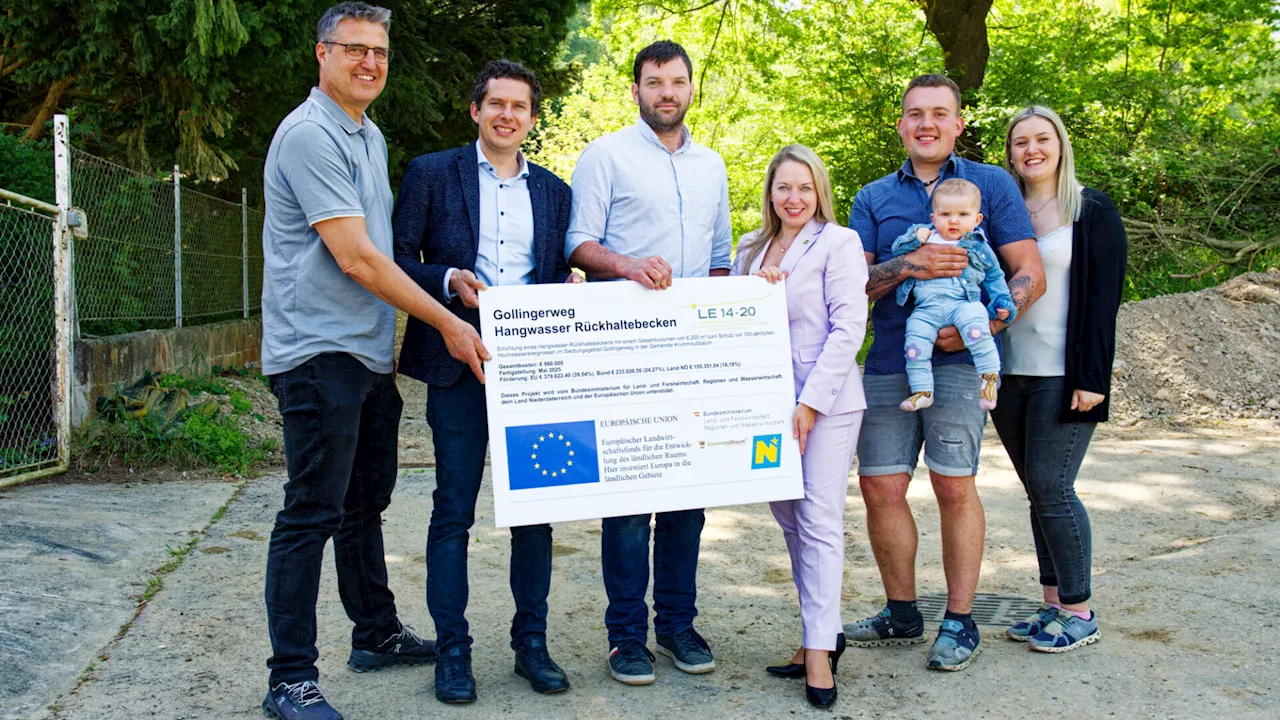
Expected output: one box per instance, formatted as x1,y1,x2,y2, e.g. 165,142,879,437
804,633,844,708
765,660,805,678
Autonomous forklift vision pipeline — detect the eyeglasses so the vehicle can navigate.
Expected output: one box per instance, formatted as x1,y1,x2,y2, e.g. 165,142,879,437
323,42,392,64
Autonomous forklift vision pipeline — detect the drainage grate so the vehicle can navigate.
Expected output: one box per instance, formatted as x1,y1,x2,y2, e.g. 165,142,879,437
917,593,1045,626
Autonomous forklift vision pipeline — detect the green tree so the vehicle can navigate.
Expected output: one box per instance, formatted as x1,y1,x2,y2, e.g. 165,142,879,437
0,1,581,193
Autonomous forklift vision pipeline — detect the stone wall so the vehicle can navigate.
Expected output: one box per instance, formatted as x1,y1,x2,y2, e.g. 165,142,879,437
73,318,261,425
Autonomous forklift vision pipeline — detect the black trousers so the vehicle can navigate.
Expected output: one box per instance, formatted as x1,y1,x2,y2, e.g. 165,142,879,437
264,353,403,686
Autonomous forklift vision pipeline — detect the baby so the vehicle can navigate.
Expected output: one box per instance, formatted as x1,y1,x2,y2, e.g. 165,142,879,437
891,178,1017,412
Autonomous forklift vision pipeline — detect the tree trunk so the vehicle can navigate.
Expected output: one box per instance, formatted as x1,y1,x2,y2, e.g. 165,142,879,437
22,74,76,142
917,0,994,160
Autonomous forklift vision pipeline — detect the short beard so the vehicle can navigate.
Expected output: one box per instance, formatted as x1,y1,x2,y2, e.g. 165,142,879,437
639,97,688,135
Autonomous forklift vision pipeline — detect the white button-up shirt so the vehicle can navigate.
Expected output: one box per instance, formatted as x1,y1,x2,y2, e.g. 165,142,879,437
566,117,732,279
445,142,536,296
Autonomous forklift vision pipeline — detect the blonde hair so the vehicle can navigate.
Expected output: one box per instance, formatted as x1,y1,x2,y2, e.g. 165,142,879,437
738,145,836,272
932,178,981,207
1004,105,1083,222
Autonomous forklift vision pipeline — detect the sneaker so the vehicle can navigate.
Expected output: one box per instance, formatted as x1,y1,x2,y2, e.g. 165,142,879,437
262,680,342,720
348,623,436,672
844,606,927,647
1006,603,1059,642
1028,610,1100,653
655,627,716,674
926,619,981,671
608,640,657,685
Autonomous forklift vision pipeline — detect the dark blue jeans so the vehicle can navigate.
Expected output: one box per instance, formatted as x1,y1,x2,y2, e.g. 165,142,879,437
601,509,704,645
426,370,552,654
991,375,1096,605
265,353,403,686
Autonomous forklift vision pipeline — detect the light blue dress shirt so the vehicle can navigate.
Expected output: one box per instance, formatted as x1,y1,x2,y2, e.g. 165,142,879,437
566,117,732,279
445,142,536,296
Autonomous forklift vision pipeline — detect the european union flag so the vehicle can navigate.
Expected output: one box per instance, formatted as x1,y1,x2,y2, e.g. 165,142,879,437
506,420,601,491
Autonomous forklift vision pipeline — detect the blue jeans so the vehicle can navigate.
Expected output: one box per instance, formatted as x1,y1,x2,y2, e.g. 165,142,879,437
904,282,1000,393
601,509,704,645
426,370,552,653
858,365,987,478
990,375,1096,605
265,353,403,686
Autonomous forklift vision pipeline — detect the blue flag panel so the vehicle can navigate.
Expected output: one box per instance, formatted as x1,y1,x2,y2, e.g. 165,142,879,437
505,420,601,491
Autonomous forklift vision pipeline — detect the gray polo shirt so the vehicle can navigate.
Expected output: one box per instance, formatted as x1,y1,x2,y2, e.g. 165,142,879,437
261,87,395,375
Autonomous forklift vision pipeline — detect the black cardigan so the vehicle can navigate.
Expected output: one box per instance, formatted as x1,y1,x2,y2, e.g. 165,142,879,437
1059,187,1128,423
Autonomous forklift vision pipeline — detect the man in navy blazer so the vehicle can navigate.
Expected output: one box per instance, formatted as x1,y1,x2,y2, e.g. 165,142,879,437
393,60,579,704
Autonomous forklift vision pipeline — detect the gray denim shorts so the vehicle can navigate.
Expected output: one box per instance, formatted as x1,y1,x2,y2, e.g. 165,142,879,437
857,364,986,478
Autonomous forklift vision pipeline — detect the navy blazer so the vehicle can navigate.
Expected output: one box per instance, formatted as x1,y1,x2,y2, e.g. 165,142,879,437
393,143,572,387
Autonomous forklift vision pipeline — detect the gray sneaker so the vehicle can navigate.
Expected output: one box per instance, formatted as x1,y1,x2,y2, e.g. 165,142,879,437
608,640,656,685
655,628,715,674
845,606,927,647
926,619,981,671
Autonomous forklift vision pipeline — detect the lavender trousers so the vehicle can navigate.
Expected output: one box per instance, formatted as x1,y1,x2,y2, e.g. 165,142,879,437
770,409,863,651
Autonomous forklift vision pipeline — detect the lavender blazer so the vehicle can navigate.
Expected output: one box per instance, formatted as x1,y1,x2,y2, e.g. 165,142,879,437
733,219,869,416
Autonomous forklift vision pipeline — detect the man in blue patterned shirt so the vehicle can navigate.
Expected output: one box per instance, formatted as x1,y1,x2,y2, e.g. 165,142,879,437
844,74,1045,672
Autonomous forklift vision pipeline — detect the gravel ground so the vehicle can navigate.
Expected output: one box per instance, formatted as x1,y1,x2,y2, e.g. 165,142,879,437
32,423,1280,720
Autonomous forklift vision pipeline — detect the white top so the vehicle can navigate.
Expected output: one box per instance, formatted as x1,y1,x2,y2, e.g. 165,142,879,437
1003,223,1072,376
927,230,960,246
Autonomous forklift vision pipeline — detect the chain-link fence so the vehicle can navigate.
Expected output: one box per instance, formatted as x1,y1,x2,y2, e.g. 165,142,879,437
70,148,262,336
0,198,65,480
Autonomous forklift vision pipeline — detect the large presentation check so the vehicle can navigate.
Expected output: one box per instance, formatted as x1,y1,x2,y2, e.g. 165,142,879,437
479,276,803,527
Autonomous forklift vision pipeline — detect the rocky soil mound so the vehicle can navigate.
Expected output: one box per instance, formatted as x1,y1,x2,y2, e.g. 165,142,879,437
1111,269,1280,426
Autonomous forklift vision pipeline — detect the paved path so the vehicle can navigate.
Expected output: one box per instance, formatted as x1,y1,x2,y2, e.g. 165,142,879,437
7,428,1280,719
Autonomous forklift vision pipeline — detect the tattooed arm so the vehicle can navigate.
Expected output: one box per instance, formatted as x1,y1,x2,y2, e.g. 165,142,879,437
935,238,1044,351
864,244,969,302
991,238,1045,334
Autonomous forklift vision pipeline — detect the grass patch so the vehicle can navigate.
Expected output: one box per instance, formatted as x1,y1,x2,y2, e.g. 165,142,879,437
77,370,275,475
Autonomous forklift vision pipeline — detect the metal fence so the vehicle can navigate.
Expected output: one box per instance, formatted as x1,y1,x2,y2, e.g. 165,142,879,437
0,171,72,484
69,146,263,335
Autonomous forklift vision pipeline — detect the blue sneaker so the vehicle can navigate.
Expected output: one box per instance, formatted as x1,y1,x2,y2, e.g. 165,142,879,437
844,606,926,647
262,680,342,720
1029,610,1100,653
1006,603,1059,642
926,619,981,671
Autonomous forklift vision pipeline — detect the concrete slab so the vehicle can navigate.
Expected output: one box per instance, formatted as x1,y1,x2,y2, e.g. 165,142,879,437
0,477,242,720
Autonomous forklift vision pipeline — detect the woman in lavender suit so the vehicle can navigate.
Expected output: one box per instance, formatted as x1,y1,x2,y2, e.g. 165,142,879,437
732,145,868,708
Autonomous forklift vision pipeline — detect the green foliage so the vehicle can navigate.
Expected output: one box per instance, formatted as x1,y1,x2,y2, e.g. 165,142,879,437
535,0,1280,298
228,390,252,414
78,369,271,475
78,408,265,475
0,0,583,196
0,134,55,203
156,372,228,396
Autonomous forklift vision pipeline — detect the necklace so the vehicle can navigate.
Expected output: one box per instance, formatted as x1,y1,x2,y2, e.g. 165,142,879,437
1027,195,1056,219
921,175,940,188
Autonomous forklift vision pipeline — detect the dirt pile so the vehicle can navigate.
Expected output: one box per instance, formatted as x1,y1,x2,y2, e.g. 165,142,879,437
1111,269,1280,426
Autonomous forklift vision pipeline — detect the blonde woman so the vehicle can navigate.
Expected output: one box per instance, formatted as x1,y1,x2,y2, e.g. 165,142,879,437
732,145,868,708
994,106,1127,653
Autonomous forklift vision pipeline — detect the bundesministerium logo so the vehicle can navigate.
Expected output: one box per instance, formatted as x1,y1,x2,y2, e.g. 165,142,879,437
751,434,781,469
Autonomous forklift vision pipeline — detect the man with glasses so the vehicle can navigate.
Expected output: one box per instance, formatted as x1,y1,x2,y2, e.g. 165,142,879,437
260,4,488,719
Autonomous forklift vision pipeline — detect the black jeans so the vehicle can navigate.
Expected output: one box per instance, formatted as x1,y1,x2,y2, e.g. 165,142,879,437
991,375,1096,605
265,353,403,686
425,370,552,654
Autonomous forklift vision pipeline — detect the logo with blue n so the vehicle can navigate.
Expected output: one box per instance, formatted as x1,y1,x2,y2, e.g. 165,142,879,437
506,420,601,491
751,434,782,469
